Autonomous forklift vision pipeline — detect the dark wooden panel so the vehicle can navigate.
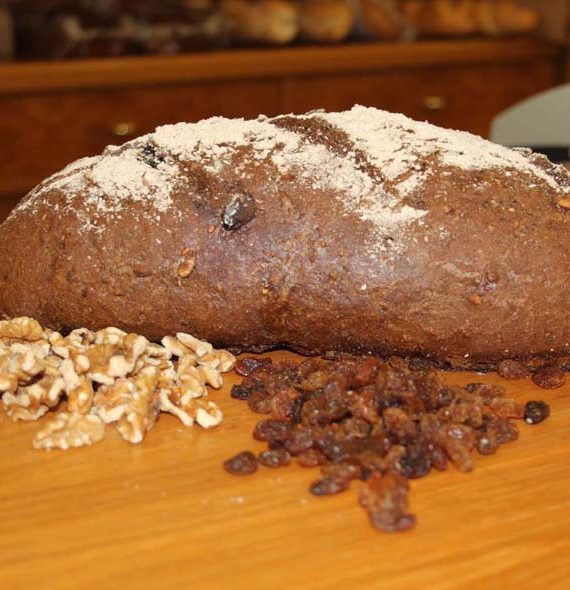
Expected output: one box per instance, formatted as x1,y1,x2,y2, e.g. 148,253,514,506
282,60,559,137
0,39,559,95
0,79,283,198
0,193,20,222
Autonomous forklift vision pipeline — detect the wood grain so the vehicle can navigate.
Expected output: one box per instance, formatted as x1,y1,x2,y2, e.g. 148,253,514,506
0,39,560,95
0,79,284,199
1,351,569,590
283,59,558,138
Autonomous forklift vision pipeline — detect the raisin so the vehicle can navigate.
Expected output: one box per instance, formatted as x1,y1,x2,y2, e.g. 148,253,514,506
383,407,417,442
434,386,458,409
300,396,325,425
435,424,476,472
464,383,506,399
139,143,165,169
310,477,349,496
258,449,291,468
224,451,258,475
321,461,362,482
399,443,432,479
317,439,357,463
419,413,442,436
349,387,380,423
429,444,448,471
235,357,273,377
439,423,476,448
359,471,416,533
296,449,327,467
442,439,474,472
497,359,530,380
227,353,548,533
342,417,371,439
320,380,351,421
284,428,314,455
299,369,329,392
247,390,273,414
351,358,382,388
523,357,548,371
464,383,484,393
222,192,256,230
489,418,519,444
486,397,524,419
446,396,484,427
253,419,292,442
231,384,253,400
289,395,306,424
476,430,500,455
270,386,302,421
532,366,566,390
524,401,551,425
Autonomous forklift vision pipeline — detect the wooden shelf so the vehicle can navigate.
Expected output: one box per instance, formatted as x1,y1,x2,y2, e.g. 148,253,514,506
0,38,561,95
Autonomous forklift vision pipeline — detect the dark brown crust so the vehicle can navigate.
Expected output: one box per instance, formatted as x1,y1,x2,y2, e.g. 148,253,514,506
1,112,570,369
272,114,384,182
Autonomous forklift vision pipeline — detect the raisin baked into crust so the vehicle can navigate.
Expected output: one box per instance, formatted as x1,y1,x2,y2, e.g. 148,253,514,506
1,106,569,368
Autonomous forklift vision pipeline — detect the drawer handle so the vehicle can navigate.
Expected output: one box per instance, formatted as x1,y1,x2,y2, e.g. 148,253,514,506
112,122,138,137
423,96,447,111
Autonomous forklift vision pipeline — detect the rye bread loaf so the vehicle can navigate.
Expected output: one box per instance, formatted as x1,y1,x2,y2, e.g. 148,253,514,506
1,106,570,367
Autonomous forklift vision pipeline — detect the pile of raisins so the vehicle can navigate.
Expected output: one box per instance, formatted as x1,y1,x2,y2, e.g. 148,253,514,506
498,358,567,389
224,356,550,533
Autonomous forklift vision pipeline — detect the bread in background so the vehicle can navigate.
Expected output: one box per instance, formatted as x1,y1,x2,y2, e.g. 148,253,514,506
221,0,299,45
0,7,14,61
477,0,541,35
359,0,541,40
419,0,479,36
11,0,227,59
5,0,545,59
359,0,410,40
299,0,355,43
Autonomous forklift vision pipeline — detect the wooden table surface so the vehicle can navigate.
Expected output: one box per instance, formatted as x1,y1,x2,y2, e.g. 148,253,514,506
1,351,569,590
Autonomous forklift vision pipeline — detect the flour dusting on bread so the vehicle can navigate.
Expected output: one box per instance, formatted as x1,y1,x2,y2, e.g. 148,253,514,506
24,150,176,218
4,108,570,365
18,106,570,244
320,106,570,196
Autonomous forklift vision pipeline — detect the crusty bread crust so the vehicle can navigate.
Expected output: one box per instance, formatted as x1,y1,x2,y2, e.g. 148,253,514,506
1,106,569,367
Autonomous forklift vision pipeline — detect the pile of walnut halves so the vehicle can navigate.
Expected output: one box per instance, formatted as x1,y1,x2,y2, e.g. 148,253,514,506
0,317,235,450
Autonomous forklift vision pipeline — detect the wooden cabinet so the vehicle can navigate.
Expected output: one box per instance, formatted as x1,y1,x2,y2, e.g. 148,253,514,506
0,38,564,217
283,60,558,137
0,80,283,198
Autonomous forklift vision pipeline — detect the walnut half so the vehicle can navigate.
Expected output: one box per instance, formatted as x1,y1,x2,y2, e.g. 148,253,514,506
33,413,106,451
0,317,236,451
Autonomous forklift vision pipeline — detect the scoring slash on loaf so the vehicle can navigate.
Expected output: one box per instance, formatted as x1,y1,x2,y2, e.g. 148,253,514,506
1,106,570,368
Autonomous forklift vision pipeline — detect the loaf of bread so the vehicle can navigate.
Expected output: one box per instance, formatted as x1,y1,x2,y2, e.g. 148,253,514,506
220,0,299,45
414,0,479,37
477,0,540,36
299,0,355,43
366,0,541,40
0,7,14,61
2,106,570,368
359,0,409,40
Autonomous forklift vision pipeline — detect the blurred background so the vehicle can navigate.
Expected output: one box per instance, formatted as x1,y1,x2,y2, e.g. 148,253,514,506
0,0,569,220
